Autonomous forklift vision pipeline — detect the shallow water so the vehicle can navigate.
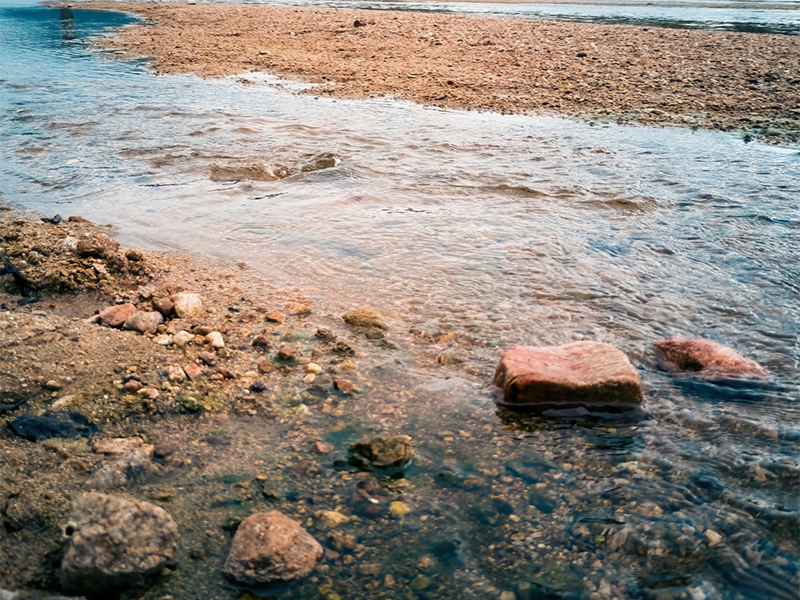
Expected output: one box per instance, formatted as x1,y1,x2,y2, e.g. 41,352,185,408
1,2,799,600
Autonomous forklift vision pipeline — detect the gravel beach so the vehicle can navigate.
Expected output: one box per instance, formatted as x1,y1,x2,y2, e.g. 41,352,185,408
82,1,800,140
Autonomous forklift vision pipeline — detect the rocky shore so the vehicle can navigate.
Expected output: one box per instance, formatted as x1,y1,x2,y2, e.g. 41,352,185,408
2,209,797,600
79,1,800,142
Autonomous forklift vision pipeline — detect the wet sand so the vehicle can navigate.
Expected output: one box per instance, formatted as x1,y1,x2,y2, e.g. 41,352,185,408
81,1,800,140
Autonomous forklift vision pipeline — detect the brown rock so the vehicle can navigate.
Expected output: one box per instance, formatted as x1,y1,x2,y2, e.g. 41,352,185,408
492,342,643,408
277,344,297,361
315,328,336,343
152,297,174,317
123,380,143,392
266,310,286,324
223,511,323,587
122,311,164,335
252,335,271,349
288,303,311,316
198,351,217,366
99,303,137,328
184,363,203,380
653,337,766,378
313,441,334,454
342,308,387,330
92,437,144,457
333,378,360,394
75,232,119,258
68,215,91,223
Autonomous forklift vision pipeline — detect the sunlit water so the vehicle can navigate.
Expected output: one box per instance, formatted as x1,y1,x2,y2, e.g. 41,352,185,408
0,2,798,599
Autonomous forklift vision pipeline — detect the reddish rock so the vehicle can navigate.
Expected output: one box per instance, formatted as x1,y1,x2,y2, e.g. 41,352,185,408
277,344,297,361
266,310,286,324
223,511,323,587
653,337,766,379
333,378,360,394
493,342,643,408
184,363,203,380
152,297,174,317
92,437,144,457
99,304,137,328
123,380,143,392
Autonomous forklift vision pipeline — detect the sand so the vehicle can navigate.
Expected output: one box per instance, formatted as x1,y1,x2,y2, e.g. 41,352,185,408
79,1,800,140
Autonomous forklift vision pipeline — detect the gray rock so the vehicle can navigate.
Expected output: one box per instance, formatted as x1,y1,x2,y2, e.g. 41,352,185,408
60,493,178,593
223,511,323,587
349,435,414,469
88,446,157,490
122,311,164,335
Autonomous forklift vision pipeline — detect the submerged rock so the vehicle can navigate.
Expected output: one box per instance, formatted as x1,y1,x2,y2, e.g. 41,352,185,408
223,511,323,587
349,435,414,469
653,336,766,379
60,493,178,594
342,308,387,330
7,412,97,441
493,342,643,408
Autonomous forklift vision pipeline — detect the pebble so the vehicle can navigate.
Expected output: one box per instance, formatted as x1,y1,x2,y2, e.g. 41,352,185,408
704,529,722,546
303,373,316,384
167,365,187,383
319,510,350,527
389,501,410,517
306,363,322,374
122,311,164,335
313,441,334,454
184,363,202,380
266,310,286,324
206,331,224,348
278,344,297,361
198,351,217,366
44,379,63,390
173,330,194,346
138,387,160,399
123,380,143,392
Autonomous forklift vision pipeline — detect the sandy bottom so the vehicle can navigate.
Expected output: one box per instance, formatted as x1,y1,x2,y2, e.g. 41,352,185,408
81,1,800,141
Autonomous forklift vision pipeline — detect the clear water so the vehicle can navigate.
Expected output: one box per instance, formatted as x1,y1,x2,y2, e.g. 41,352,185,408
0,2,798,600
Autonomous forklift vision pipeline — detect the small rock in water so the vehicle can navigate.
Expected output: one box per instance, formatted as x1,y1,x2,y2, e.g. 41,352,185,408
653,336,766,379
704,529,723,546
60,492,178,593
92,437,143,457
313,441,334,454
493,342,643,408
333,378,360,394
184,363,203,380
8,412,96,441
99,303,136,328
288,303,311,315
277,344,297,361
167,365,187,383
252,334,271,349
223,511,323,586
266,310,286,324
171,292,205,319
342,308,387,330
122,311,164,335
198,351,217,366
349,435,414,469
123,380,143,392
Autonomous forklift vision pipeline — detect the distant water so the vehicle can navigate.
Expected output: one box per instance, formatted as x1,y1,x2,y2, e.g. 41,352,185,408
1,2,799,599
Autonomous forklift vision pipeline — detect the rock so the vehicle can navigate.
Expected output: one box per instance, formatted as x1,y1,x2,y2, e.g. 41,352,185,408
653,337,766,379
92,437,143,457
99,303,136,328
44,379,63,391
167,365,187,383
152,297,174,317
154,442,179,458
68,215,91,223
342,308,387,330
183,363,203,380
61,236,78,253
315,328,336,343
60,492,178,593
198,351,217,366
171,292,204,319
266,310,286,324
173,330,194,347
123,380,143,392
313,441,334,454
306,363,322,374
349,435,414,469
252,335,271,349
333,378,360,394
206,331,224,349
122,311,164,335
277,344,297,361
704,529,723,546
138,387,160,400
288,303,311,316
319,510,350,528
125,248,146,261
389,501,411,517
492,342,643,408
89,446,156,489
223,511,323,587
7,412,97,441
75,232,119,259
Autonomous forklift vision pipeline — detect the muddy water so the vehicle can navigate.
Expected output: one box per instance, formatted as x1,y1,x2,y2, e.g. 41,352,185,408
1,3,799,600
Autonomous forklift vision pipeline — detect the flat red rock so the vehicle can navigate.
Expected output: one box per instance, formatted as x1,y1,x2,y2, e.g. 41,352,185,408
653,337,766,378
493,341,643,408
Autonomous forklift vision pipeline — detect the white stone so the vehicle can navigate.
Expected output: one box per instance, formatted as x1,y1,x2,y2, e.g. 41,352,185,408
206,331,224,348
171,293,204,319
173,330,194,347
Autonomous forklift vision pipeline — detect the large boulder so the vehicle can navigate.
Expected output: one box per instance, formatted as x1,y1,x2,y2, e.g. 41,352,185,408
60,493,178,594
493,342,643,408
653,337,766,379
223,511,323,587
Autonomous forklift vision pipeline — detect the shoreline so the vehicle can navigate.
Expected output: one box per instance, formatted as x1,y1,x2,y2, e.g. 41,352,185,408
79,1,800,142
